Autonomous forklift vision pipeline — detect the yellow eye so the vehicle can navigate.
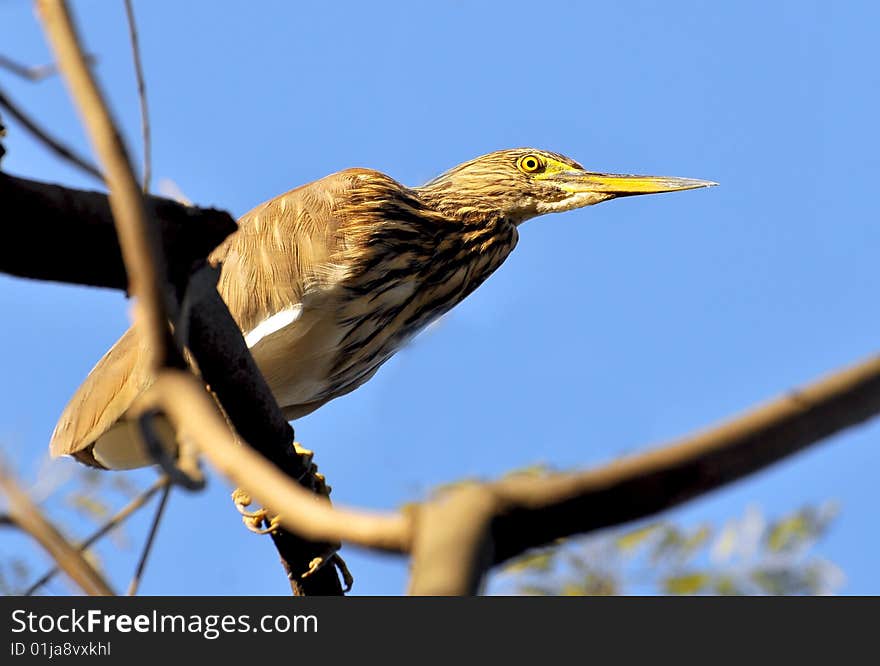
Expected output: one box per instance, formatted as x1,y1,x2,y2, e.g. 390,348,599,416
518,154,544,174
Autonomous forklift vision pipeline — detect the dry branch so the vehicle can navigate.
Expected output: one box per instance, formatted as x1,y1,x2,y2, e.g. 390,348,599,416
24,476,169,595
0,463,113,595
486,354,880,563
407,354,880,593
138,351,880,595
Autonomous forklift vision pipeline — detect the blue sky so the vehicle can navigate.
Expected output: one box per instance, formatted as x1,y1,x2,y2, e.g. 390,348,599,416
1,0,878,594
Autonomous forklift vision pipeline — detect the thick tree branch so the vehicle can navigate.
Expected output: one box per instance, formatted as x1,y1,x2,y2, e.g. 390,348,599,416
486,354,880,563
407,485,494,595
178,276,346,594
0,173,236,290
406,354,880,593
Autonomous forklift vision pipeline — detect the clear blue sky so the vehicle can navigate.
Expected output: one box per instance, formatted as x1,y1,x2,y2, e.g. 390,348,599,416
1,1,878,594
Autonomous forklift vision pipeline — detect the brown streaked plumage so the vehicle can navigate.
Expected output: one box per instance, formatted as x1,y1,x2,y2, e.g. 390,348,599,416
50,148,715,469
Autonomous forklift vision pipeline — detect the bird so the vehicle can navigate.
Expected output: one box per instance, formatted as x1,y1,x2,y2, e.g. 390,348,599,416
50,148,715,470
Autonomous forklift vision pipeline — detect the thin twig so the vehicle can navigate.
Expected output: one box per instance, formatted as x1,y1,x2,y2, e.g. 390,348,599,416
122,0,150,192
37,0,171,367
0,87,103,181
126,481,171,595
0,53,96,81
24,476,168,595
0,462,113,595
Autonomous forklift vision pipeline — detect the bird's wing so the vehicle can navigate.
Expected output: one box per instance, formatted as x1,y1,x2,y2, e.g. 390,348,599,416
209,170,363,333
49,326,153,467
50,169,381,468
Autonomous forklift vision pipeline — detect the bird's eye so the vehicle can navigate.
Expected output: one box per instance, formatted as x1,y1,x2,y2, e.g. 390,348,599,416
518,155,545,174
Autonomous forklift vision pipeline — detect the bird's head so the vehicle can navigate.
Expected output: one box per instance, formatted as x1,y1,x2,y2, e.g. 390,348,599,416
417,148,716,224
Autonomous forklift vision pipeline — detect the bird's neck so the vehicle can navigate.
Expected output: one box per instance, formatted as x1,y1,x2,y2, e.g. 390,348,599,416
413,182,508,228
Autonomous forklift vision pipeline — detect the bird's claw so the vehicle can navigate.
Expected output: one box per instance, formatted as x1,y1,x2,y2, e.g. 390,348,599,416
291,443,332,495
232,487,281,534
231,445,350,590
292,441,314,468
230,444,331,536
302,547,354,593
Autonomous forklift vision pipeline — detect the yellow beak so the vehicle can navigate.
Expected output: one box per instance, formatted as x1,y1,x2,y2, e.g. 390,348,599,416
555,170,718,196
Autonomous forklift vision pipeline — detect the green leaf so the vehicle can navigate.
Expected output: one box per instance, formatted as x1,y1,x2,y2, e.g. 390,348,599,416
766,514,811,552
616,524,661,552
651,526,686,563
663,572,710,595
679,525,712,562
66,493,109,522
500,463,553,479
712,575,745,596
503,549,556,574
581,573,618,596
518,584,556,596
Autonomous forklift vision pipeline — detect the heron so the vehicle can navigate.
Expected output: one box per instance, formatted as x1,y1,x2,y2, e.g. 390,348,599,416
51,148,715,470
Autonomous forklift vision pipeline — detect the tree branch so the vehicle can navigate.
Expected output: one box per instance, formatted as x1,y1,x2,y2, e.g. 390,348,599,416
139,370,411,552
0,87,103,181
407,354,880,593
0,462,114,595
126,481,170,595
136,350,880,595
0,53,96,82
0,173,236,290
23,476,169,595
122,0,151,192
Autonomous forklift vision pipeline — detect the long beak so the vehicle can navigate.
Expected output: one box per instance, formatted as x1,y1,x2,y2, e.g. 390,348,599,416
554,170,718,197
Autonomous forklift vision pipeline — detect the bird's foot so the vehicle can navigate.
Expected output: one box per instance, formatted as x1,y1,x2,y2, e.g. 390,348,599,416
291,441,314,470
302,545,354,593
231,487,281,535
230,442,331,535
231,441,328,535
232,444,351,591
290,442,333,496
